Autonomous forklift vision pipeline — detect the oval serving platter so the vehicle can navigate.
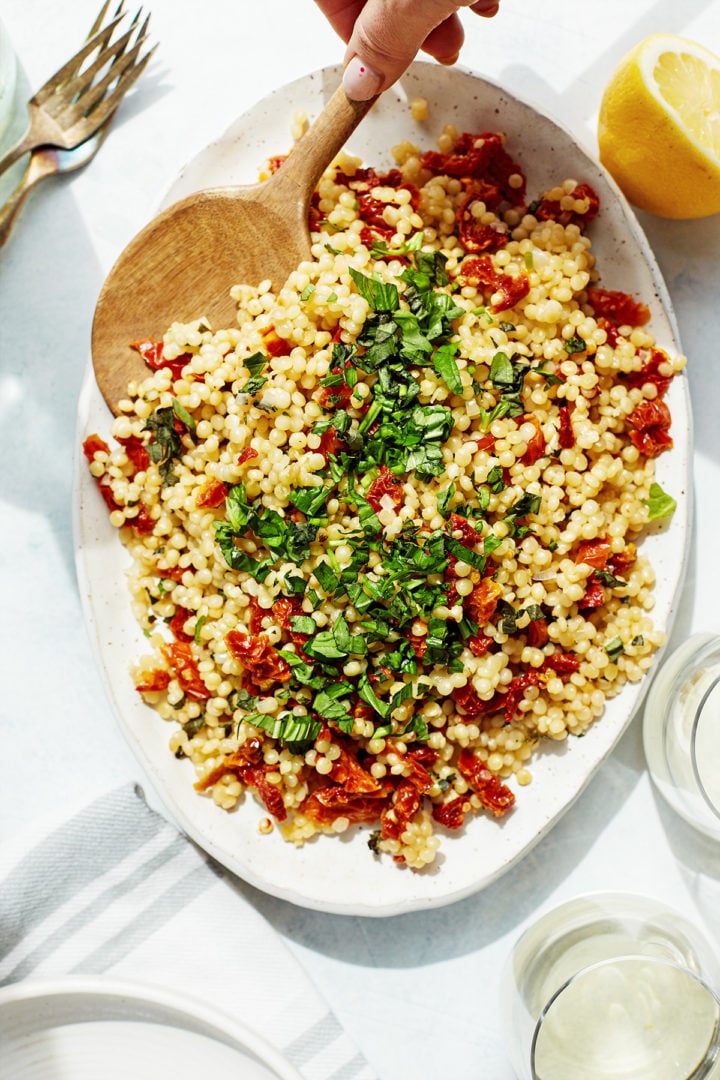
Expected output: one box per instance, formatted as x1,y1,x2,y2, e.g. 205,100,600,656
74,62,692,916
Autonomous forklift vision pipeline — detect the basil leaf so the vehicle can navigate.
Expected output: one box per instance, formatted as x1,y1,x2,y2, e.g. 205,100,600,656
644,482,677,521
433,342,463,394
349,267,399,313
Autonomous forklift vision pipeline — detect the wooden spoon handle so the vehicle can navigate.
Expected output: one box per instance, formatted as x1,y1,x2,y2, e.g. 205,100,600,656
260,84,376,211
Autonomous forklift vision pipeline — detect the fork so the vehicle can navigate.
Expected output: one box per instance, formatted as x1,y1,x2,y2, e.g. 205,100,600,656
0,130,110,248
0,1,155,181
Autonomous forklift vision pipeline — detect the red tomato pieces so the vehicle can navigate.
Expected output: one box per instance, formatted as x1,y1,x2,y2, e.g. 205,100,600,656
586,288,650,327
457,255,530,312
195,478,228,508
457,748,515,816
575,536,611,569
626,399,673,457
536,182,599,227
162,640,211,700
366,465,403,512
225,632,291,690
130,339,193,379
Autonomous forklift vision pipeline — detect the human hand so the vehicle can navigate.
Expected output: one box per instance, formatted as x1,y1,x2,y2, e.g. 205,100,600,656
314,0,501,100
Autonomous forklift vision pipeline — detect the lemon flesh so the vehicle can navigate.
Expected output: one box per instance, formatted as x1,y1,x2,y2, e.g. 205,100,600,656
598,34,720,219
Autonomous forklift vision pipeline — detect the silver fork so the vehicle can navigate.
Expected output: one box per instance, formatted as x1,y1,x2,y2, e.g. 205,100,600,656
0,132,109,248
0,1,155,180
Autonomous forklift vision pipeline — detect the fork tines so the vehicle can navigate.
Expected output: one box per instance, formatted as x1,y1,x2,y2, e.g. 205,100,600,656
33,2,155,128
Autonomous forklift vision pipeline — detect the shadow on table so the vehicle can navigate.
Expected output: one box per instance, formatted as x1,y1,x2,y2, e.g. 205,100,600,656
651,790,720,949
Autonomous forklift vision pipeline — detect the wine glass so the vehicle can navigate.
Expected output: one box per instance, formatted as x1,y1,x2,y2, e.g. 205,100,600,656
643,633,720,840
502,892,720,1080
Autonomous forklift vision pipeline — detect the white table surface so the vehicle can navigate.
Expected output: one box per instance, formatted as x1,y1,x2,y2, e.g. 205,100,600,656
2,1,720,1076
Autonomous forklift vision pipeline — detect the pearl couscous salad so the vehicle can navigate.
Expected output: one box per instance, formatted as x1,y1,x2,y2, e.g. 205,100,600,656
84,125,683,869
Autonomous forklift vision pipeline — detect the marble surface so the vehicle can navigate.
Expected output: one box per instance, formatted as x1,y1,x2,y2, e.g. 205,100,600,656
1,1,719,1076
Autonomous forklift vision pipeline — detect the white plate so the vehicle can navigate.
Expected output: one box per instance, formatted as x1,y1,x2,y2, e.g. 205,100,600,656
74,62,692,916
0,976,301,1079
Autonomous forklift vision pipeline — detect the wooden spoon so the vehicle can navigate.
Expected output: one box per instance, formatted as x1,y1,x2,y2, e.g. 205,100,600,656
91,84,376,414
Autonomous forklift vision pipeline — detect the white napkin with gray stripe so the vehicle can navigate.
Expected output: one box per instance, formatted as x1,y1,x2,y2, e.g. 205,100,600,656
0,782,378,1080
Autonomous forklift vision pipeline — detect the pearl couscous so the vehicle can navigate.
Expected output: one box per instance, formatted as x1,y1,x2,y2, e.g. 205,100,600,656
84,126,683,869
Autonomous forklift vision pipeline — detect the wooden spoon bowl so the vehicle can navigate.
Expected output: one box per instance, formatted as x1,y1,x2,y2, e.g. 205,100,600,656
91,85,375,414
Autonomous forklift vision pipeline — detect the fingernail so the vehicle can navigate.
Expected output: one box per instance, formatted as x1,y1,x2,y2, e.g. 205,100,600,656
437,51,460,66
343,55,383,101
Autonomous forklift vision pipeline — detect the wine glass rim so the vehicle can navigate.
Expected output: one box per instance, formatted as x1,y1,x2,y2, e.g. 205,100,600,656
530,954,720,1080
690,670,720,824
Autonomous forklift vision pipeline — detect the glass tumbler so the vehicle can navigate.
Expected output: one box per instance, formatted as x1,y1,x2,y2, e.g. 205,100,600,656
502,892,720,1080
642,633,720,840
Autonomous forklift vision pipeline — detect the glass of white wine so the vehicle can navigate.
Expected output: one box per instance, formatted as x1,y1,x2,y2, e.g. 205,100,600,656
502,892,720,1080
642,634,720,840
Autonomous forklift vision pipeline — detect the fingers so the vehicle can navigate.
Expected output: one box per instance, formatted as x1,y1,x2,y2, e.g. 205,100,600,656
339,0,502,100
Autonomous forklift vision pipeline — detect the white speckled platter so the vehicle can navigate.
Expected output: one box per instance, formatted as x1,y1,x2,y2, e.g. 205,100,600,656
74,62,692,916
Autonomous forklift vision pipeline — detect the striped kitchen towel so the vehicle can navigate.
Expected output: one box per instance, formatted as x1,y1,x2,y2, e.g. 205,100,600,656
0,781,377,1080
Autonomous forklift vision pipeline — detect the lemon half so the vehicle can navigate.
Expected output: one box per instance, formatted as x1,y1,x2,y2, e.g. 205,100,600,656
598,33,720,219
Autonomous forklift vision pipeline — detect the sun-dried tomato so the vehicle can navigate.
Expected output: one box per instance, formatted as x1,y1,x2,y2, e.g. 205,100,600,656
520,413,546,465
408,632,428,659
622,348,674,398
580,578,606,610
608,544,636,573
262,330,292,357
456,255,530,312
240,764,288,822
135,667,171,693
381,779,422,841
448,512,481,549
301,785,389,826
457,748,515,816
317,426,347,462
575,536,611,569
319,379,352,411
131,505,155,535
626,399,673,457
130,339,193,379
586,287,650,327
116,435,150,474
597,316,620,347
541,652,581,676
225,631,291,690
558,403,575,449
83,434,110,461
420,131,526,206
527,618,549,649
453,682,500,718
503,671,541,723
92,480,120,514
237,447,259,466
162,640,211,700
536,182,600,227
457,192,508,253
465,578,503,627
169,606,194,642
468,631,494,657
266,155,288,175
367,465,403,512
195,478,228,508
245,596,265,635
316,728,381,794
466,432,496,454
432,796,467,830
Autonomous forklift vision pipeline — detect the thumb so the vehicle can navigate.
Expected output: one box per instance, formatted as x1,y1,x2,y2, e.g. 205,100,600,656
342,0,473,100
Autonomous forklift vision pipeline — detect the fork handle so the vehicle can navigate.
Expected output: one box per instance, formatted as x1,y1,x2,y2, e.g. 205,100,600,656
0,149,59,249
0,128,38,181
